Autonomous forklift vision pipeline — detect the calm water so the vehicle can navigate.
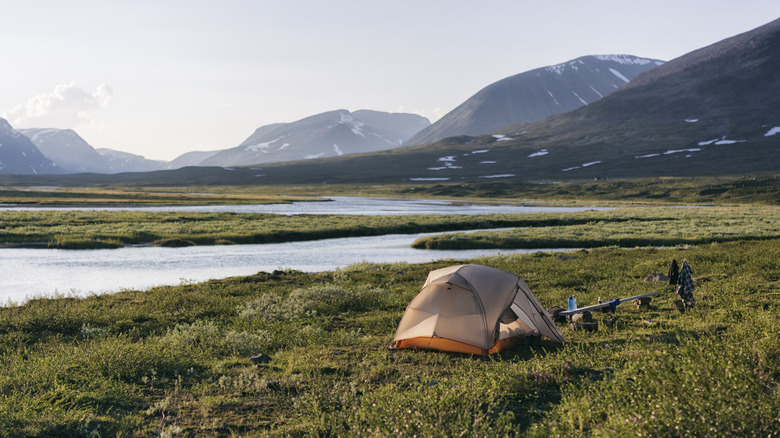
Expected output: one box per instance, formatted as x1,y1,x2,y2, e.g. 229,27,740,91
1,196,603,304
0,196,611,215
0,231,566,304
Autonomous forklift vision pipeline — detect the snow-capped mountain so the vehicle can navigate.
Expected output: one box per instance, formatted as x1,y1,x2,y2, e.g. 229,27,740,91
154,18,776,185
0,119,62,175
201,109,430,167
405,55,664,146
19,128,111,173
19,128,168,174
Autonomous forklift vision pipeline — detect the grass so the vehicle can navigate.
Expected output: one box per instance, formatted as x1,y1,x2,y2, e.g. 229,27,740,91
3,204,780,250
0,238,778,436
2,175,780,206
413,205,780,250
0,186,325,206
0,210,608,249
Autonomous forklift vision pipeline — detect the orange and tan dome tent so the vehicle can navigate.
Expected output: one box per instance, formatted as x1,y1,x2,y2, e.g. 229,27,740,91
391,264,565,355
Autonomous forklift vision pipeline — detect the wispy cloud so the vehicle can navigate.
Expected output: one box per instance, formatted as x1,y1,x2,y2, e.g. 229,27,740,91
3,82,112,128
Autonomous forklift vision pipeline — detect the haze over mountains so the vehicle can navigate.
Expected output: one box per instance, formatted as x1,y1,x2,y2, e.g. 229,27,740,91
0,110,429,174
1,17,778,182
0,120,61,174
0,53,660,175
405,55,664,146
201,109,430,167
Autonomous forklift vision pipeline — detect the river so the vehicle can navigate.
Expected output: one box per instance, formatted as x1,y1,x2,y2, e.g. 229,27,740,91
0,197,605,304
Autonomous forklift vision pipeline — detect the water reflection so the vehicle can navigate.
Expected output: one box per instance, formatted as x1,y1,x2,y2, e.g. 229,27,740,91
0,230,566,304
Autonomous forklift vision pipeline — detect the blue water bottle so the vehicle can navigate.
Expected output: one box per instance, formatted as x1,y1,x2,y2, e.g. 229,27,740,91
568,295,577,311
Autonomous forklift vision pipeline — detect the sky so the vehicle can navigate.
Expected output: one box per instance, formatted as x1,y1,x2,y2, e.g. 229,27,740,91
2,1,779,161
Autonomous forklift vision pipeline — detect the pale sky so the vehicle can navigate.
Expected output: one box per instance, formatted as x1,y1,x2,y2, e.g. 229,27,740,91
2,1,779,161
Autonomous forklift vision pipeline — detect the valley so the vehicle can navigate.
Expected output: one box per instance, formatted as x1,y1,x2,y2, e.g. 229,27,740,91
0,13,778,437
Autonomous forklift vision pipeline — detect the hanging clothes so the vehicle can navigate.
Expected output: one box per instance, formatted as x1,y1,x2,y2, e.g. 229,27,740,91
668,259,680,285
677,260,696,308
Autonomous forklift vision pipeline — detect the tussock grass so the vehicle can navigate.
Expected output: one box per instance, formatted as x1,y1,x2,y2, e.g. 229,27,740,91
0,210,602,249
1,238,778,436
413,205,780,250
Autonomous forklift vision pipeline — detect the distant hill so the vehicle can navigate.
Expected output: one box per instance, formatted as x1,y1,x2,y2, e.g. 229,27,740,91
226,16,778,183
96,148,167,173
201,109,430,167
405,55,664,146
4,19,778,184
19,128,111,173
0,119,62,175
18,127,168,174
166,150,219,169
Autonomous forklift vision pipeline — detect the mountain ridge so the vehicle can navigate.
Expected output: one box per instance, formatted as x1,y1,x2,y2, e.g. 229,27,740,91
405,54,664,147
201,109,430,167
0,119,63,174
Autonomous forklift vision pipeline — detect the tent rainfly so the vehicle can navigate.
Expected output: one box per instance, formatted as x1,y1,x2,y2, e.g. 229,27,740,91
391,264,565,355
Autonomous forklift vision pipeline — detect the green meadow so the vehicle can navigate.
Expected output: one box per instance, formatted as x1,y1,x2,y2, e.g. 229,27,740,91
0,210,596,249
1,239,778,436
412,205,780,250
0,178,779,436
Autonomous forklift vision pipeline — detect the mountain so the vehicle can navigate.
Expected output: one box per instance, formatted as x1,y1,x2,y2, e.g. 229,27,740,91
18,128,110,173
4,18,777,185
166,150,219,169
96,148,167,173
0,118,62,174
19,128,169,174
405,54,665,146
201,109,430,167
208,16,777,184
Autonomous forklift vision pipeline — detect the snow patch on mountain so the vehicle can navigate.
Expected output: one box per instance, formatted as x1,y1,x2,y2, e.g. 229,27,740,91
589,86,604,98
665,148,701,155
479,174,515,179
609,68,630,83
547,90,559,106
699,136,747,146
528,149,549,158
245,136,286,152
409,177,450,181
765,127,780,136
594,54,655,65
562,160,602,172
492,135,513,141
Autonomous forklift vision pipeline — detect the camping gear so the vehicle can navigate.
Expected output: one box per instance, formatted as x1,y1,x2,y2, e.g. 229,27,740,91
391,264,565,355
676,260,696,308
668,259,680,285
559,291,660,317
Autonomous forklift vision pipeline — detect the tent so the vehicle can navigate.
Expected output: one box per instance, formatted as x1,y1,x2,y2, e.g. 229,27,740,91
391,264,565,355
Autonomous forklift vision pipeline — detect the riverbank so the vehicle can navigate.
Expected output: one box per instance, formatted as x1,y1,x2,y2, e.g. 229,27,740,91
412,205,780,250
1,238,777,435
0,209,605,249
